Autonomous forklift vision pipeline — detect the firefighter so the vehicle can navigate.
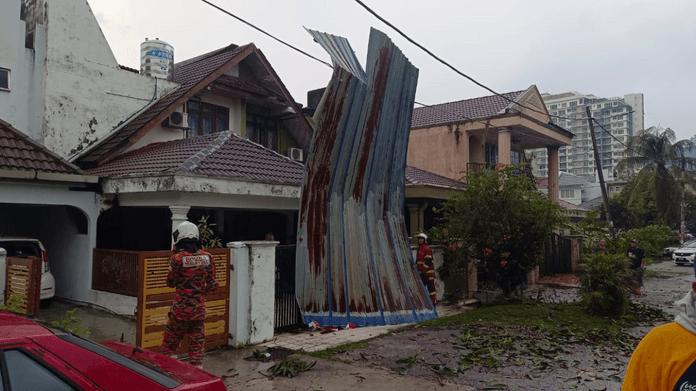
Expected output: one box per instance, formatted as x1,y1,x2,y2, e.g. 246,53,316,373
416,233,437,306
161,221,219,369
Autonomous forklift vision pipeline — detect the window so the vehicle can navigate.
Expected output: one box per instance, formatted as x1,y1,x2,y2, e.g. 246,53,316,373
511,151,520,165
569,101,577,107
561,189,575,198
560,156,566,162
187,101,229,137
0,68,8,91
246,113,278,151
550,104,557,109
485,143,498,167
4,349,74,390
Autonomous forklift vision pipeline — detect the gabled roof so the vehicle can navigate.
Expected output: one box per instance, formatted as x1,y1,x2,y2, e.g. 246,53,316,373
405,165,464,189
0,119,83,174
559,171,589,187
85,131,304,185
411,90,526,128
76,43,312,166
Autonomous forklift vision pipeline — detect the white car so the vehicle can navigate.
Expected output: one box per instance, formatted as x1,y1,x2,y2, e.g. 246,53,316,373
673,240,696,266
665,238,696,258
0,237,55,306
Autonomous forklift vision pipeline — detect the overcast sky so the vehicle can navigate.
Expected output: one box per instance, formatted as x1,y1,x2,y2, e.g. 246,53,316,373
87,0,695,141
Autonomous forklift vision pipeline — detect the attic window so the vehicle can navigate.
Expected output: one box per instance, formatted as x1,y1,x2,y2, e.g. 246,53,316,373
0,68,9,91
187,101,229,137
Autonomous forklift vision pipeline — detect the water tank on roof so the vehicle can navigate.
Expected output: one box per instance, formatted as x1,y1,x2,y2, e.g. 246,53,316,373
140,38,174,80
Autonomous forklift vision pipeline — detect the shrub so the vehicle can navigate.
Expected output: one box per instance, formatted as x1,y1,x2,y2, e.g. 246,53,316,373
576,253,635,317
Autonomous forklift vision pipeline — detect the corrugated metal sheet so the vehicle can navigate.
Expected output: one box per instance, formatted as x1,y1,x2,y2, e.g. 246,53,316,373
296,28,436,326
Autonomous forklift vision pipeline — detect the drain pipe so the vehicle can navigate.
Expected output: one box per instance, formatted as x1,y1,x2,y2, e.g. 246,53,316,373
69,77,165,163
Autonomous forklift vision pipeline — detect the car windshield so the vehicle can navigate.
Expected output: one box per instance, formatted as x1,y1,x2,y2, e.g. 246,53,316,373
683,241,696,249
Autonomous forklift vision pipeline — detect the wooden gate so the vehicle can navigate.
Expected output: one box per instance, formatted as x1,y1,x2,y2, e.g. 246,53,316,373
6,256,41,316
136,249,230,353
275,245,302,331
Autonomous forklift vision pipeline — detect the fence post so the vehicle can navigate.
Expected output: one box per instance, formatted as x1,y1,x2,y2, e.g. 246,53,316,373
227,241,277,346
0,248,5,306
227,242,248,346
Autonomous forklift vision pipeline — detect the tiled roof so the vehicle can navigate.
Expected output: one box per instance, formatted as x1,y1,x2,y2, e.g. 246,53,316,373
579,196,604,211
558,199,590,212
405,166,464,189
85,131,304,185
559,171,588,187
0,119,82,174
80,44,250,163
411,90,526,128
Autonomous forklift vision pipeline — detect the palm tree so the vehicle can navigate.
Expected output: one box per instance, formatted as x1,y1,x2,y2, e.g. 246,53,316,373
615,126,696,226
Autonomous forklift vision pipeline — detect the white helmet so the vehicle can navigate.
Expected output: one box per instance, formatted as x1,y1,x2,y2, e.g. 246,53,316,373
173,221,199,244
417,233,428,241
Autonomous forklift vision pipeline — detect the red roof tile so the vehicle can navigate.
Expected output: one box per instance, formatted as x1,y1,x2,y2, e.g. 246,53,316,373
0,119,83,174
411,90,525,128
405,166,464,189
86,132,304,185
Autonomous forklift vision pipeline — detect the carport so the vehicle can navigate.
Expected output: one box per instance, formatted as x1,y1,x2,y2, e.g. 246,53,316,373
0,119,99,305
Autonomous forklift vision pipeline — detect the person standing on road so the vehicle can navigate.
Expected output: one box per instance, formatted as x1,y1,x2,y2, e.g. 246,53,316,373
162,221,219,369
627,239,645,295
594,239,608,255
416,233,437,306
623,280,696,390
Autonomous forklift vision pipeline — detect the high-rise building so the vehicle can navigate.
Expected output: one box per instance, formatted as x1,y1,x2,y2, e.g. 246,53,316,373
529,91,644,178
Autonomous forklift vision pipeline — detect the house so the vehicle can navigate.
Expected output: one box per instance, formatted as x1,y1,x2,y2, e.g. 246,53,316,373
1,0,314,313
407,85,574,202
536,171,589,206
0,119,100,304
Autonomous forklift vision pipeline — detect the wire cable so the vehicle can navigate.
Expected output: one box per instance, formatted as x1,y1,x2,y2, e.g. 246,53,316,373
200,0,334,68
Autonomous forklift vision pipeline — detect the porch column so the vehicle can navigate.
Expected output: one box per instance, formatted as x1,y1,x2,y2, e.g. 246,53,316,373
408,203,420,243
547,146,559,203
169,205,190,246
497,128,512,165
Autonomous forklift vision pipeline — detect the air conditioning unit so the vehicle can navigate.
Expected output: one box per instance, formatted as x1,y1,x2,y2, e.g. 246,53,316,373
288,147,304,162
162,111,188,129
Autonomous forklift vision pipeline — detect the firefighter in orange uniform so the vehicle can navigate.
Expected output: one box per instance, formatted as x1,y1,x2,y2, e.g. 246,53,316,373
416,233,437,306
161,221,218,369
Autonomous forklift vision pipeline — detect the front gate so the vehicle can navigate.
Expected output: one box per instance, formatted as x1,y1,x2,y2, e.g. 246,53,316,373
5,256,41,316
544,233,572,275
136,249,230,353
275,245,302,331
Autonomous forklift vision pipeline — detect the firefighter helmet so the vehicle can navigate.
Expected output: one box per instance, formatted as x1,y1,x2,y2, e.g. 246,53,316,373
173,221,199,244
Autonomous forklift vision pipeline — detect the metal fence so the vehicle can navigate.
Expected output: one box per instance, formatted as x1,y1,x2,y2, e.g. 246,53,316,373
544,233,572,275
92,249,139,296
275,245,302,331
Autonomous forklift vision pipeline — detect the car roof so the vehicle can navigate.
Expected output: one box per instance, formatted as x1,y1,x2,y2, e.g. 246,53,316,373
0,311,53,339
0,237,41,242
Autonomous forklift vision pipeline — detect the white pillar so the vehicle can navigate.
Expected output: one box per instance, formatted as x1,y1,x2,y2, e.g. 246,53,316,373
169,205,190,246
227,240,278,346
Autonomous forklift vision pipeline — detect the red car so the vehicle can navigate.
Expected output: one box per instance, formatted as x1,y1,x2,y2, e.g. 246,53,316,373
0,311,225,390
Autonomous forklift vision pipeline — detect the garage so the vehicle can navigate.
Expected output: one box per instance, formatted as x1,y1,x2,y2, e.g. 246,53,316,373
0,119,99,305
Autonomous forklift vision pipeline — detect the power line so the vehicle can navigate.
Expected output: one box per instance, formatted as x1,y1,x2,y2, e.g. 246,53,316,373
200,0,334,68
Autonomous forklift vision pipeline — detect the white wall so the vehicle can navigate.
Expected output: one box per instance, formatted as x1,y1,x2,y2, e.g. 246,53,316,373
41,0,177,158
0,179,99,304
0,0,46,141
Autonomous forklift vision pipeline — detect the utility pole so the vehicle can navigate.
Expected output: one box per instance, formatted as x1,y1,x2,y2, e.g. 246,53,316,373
587,106,614,237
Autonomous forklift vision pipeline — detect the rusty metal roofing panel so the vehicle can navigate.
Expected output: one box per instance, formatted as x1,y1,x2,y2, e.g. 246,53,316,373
305,28,367,84
296,28,436,327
